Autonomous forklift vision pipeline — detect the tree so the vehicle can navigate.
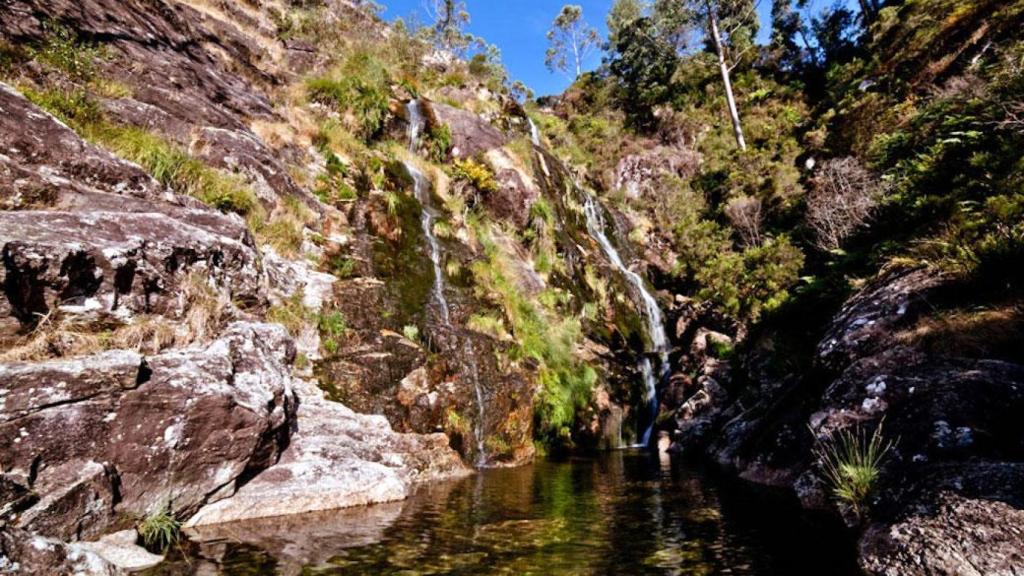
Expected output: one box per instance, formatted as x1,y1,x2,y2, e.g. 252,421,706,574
424,0,474,54
545,5,602,79
607,17,678,130
651,0,696,54
607,0,646,48
701,0,752,150
769,0,806,72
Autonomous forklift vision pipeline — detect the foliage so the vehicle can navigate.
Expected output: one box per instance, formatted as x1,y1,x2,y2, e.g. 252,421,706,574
307,49,392,139
813,422,895,519
450,158,498,194
696,235,805,320
318,309,347,355
607,17,677,130
138,503,180,553
402,324,420,342
267,292,313,337
545,5,601,79
425,123,452,163
33,22,106,80
470,223,596,445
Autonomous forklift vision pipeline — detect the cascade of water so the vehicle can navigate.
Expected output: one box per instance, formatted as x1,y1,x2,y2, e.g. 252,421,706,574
407,99,424,151
406,100,487,466
402,161,451,326
528,117,541,147
580,192,670,447
464,339,487,467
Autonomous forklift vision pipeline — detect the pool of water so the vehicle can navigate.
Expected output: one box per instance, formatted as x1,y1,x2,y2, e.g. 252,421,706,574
158,452,860,575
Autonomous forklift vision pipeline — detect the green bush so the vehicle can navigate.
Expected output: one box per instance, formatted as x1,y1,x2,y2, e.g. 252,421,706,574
451,158,498,194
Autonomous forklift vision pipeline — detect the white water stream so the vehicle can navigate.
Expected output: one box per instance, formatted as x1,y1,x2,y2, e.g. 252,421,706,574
581,193,669,447
407,100,487,465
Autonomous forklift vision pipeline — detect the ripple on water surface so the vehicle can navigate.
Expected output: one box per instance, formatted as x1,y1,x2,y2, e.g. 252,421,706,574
156,452,859,575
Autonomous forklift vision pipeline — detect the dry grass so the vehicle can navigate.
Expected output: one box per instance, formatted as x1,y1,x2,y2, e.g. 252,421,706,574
0,273,229,362
898,303,1024,360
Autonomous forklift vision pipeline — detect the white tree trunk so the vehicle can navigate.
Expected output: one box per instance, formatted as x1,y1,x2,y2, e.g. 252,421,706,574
707,2,747,151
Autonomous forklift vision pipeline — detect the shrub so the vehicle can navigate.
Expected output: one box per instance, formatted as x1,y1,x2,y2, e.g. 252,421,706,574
138,503,180,553
806,157,884,252
813,421,895,519
402,324,420,341
696,235,805,321
451,158,498,194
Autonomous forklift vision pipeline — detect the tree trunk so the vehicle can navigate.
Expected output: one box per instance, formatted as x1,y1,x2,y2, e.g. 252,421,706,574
707,1,747,151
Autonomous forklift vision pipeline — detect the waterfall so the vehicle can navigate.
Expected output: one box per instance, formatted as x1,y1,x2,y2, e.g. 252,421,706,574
528,117,541,147
464,339,487,467
402,161,451,326
580,193,669,447
405,99,486,466
407,99,425,151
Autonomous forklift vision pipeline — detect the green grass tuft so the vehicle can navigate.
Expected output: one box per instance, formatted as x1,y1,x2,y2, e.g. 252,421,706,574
813,421,895,519
138,502,180,553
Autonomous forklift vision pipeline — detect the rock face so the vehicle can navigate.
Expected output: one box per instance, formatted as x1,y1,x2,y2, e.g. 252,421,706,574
184,378,468,527
429,102,508,158
1,322,296,537
0,30,469,570
673,266,1024,575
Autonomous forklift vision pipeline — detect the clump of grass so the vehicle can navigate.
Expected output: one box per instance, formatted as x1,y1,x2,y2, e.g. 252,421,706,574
138,502,180,553
267,292,313,337
425,123,452,163
318,309,347,355
22,87,259,217
307,48,392,140
812,421,895,519
401,324,420,342
255,197,314,257
33,22,106,80
327,254,358,279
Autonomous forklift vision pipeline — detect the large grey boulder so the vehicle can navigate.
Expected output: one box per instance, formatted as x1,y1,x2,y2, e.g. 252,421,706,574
0,322,297,537
184,378,469,527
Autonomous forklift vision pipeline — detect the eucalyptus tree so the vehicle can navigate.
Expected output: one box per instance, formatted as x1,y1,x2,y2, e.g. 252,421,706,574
545,5,602,79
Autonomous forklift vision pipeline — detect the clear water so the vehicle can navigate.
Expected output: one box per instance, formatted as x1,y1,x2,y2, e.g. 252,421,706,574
167,452,858,575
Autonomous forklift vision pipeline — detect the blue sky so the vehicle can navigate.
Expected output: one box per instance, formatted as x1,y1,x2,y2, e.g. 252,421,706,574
377,1,844,97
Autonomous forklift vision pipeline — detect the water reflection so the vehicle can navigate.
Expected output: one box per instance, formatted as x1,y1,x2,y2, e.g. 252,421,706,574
164,452,858,575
